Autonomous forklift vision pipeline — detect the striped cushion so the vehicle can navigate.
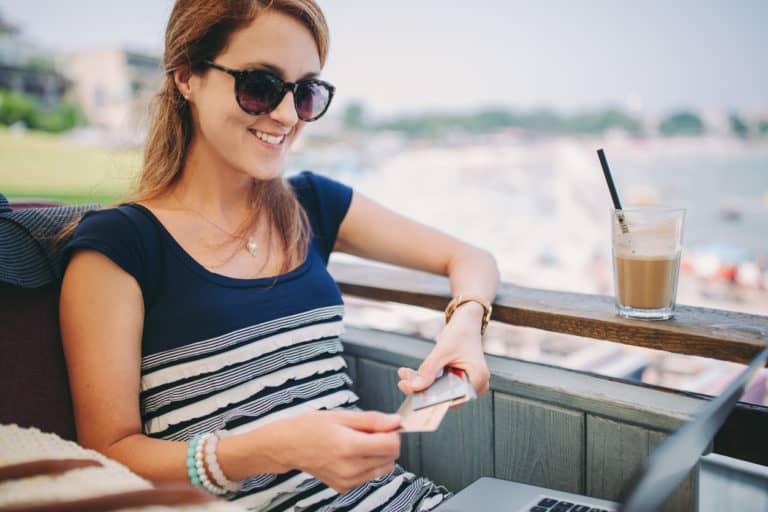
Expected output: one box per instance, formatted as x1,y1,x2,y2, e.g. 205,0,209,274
0,193,97,288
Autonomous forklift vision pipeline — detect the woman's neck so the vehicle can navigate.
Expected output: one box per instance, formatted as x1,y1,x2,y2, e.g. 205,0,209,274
171,136,256,228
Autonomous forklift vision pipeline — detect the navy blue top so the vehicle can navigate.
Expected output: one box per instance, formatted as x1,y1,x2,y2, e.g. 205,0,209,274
63,170,353,360
62,170,453,509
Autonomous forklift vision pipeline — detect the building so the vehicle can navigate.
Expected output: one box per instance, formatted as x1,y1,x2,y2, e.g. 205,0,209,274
63,47,162,132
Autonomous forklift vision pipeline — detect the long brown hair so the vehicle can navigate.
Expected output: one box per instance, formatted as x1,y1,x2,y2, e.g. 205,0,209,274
59,0,329,274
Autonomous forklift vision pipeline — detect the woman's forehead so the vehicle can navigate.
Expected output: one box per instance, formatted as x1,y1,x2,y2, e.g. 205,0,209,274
222,10,321,79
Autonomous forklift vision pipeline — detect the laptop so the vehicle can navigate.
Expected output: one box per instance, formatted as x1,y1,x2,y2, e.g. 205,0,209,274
435,346,768,512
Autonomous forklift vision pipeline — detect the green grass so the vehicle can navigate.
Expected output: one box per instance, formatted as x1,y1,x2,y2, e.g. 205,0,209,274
0,128,142,204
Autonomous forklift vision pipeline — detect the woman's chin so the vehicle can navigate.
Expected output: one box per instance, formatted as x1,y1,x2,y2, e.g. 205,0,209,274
239,161,285,182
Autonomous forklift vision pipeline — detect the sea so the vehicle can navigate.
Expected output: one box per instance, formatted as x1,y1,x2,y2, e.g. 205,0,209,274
612,144,768,257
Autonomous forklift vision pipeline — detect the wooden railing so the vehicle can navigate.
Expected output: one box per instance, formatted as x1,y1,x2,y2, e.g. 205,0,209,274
329,261,768,365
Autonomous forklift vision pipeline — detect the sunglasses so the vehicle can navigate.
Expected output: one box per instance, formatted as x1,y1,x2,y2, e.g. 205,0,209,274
204,60,335,122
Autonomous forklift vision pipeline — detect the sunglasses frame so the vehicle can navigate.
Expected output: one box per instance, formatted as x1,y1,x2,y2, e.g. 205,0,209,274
204,60,335,122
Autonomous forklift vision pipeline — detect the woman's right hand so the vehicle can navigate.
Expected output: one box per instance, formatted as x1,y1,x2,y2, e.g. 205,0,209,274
269,410,402,494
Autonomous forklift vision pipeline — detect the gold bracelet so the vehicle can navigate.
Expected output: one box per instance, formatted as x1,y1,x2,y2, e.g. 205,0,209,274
444,295,492,336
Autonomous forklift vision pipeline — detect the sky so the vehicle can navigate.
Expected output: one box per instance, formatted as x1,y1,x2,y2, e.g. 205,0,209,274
1,0,766,117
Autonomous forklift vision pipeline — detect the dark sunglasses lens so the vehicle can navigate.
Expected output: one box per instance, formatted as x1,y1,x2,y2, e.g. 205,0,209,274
294,82,331,121
238,72,282,113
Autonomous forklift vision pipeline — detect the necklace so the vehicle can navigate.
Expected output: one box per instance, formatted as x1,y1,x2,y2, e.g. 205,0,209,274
171,192,258,257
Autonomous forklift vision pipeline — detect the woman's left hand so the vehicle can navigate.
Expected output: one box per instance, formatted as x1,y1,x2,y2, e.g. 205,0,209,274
396,304,490,404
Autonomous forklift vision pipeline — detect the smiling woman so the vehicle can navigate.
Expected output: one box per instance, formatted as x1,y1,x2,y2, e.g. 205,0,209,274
57,1,500,511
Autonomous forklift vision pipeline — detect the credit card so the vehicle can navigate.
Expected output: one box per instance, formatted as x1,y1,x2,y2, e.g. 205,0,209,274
412,367,471,410
396,394,451,432
448,371,477,407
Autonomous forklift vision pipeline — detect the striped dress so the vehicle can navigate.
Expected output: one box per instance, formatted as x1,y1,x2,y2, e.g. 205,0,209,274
64,170,452,512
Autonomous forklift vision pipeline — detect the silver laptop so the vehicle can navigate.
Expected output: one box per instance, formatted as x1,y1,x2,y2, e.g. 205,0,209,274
435,347,768,512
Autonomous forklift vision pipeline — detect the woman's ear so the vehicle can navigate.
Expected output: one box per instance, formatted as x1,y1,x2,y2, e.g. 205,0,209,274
173,65,193,100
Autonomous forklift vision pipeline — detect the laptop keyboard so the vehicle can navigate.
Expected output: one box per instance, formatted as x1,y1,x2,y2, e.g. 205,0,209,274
528,496,612,512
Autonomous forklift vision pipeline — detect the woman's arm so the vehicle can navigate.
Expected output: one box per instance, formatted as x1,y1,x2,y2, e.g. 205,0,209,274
60,249,217,480
334,190,501,393
60,250,400,492
335,190,500,291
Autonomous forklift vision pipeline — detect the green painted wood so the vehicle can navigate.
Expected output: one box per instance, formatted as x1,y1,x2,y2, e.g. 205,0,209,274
355,359,421,474
343,328,764,503
494,393,584,494
587,416,648,502
586,415,697,511
648,430,699,512
419,390,494,493
342,327,703,431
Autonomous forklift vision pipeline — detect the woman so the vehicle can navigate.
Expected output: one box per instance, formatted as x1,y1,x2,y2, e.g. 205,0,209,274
59,1,500,510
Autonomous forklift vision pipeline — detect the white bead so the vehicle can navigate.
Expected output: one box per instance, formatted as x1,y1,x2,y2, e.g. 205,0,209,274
200,471,226,495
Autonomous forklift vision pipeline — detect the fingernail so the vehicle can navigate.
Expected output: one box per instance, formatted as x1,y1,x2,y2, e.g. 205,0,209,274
412,376,425,388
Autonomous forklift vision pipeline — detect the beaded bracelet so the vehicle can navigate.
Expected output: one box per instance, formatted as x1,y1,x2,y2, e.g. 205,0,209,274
196,433,227,496
186,433,204,487
206,430,242,493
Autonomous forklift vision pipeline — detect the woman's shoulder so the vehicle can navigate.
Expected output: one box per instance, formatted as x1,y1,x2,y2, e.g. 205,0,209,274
70,203,156,244
63,203,163,301
286,170,353,217
286,170,354,262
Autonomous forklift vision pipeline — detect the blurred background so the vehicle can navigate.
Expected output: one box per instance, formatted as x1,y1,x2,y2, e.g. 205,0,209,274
0,1,766,403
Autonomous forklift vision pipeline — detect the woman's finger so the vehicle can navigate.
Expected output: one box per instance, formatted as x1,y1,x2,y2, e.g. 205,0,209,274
464,365,490,394
397,380,413,395
412,351,451,391
397,367,415,381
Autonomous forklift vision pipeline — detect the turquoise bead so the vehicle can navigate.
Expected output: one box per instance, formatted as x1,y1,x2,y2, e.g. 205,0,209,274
187,433,206,488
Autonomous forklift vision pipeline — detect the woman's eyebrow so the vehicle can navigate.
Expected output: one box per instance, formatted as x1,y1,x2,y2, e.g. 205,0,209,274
241,62,319,80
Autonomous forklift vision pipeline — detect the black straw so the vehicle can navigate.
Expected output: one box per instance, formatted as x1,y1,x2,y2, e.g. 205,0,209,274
597,148,623,210
597,148,629,233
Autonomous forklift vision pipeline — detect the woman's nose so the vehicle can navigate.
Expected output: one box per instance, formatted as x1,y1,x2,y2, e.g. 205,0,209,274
269,90,299,127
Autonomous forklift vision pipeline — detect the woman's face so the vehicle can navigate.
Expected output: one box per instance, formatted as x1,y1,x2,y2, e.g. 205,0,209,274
185,11,322,180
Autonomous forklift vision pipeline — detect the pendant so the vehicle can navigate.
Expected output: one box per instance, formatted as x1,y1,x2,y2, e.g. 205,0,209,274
246,237,258,257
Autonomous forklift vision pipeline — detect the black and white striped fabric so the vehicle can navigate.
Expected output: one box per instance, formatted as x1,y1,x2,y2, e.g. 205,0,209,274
0,193,97,288
138,305,451,512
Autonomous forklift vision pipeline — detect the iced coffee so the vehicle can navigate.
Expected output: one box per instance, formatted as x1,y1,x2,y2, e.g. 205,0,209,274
612,208,685,320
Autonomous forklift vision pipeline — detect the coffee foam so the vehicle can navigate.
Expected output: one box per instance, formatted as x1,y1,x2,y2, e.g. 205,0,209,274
614,227,679,258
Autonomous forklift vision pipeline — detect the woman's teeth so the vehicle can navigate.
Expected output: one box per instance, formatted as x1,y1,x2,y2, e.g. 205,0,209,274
251,129,285,145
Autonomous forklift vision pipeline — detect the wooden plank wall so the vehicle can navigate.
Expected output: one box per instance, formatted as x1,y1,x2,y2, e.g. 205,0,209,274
342,326,707,511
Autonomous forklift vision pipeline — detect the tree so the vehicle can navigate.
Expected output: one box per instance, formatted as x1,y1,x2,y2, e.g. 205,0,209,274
729,114,749,139
342,102,366,131
567,109,643,136
659,111,705,136
0,90,36,126
0,89,84,132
